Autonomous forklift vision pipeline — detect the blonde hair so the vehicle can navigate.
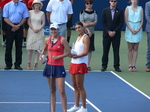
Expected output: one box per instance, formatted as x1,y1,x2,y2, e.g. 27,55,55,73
32,2,43,10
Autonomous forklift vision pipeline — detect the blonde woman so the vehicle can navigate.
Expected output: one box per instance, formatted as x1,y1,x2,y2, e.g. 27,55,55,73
40,23,70,112
27,0,45,70
124,0,143,71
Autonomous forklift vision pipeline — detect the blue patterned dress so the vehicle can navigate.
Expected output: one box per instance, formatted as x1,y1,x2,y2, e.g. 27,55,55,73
124,6,143,43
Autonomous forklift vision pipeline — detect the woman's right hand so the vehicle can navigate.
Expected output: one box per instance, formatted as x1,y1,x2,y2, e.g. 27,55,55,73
33,28,39,33
130,29,139,34
39,55,43,64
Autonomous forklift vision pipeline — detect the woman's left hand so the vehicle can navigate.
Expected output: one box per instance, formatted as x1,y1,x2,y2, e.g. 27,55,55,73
132,29,140,34
88,31,92,38
68,55,77,58
52,56,59,60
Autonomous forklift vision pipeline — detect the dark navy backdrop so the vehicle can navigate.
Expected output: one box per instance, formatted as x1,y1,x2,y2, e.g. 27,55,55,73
41,0,148,34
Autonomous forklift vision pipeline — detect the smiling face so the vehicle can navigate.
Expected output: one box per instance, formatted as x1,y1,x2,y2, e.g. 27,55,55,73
33,3,41,10
50,28,59,37
75,25,84,35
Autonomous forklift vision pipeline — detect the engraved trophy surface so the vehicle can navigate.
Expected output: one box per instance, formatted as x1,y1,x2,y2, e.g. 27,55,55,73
37,49,48,64
71,42,77,55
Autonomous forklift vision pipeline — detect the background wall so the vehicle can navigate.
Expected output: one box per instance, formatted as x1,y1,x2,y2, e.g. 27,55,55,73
41,0,149,34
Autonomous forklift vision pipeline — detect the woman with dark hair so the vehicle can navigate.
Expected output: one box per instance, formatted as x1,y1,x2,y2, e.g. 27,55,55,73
80,0,97,71
124,0,143,71
67,21,90,112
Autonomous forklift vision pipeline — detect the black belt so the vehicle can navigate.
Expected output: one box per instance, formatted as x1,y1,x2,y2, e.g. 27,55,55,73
13,23,19,25
58,23,66,26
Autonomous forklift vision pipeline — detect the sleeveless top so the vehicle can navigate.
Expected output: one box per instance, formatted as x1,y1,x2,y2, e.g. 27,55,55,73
27,10,44,50
124,6,143,43
46,36,64,66
71,34,88,64
127,6,142,23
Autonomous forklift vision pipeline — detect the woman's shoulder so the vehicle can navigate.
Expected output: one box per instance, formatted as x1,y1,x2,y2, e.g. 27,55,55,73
138,6,142,10
125,6,130,11
40,11,44,14
126,6,131,9
29,10,33,13
60,36,66,42
82,34,90,43
45,37,50,41
83,34,89,39
80,9,85,14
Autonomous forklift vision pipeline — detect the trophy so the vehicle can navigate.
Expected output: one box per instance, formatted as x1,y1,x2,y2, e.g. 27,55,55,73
37,49,48,64
71,42,77,55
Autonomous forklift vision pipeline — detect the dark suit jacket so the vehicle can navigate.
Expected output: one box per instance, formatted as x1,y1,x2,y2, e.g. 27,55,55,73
101,7,124,38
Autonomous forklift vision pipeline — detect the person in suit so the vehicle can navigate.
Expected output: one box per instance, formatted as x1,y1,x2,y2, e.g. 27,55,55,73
145,1,150,72
101,0,124,72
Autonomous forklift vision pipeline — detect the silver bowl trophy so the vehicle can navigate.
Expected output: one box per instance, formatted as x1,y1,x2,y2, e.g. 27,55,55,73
37,49,48,64
71,42,77,55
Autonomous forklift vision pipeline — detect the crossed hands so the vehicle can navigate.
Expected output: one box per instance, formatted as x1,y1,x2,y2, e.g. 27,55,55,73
108,31,116,37
11,24,20,32
130,29,140,34
33,28,40,33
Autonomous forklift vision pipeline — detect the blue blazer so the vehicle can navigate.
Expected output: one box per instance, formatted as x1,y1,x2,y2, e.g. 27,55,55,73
145,1,150,33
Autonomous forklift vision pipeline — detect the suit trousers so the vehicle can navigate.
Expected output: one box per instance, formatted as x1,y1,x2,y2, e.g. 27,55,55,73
102,37,120,69
146,32,150,67
5,23,23,67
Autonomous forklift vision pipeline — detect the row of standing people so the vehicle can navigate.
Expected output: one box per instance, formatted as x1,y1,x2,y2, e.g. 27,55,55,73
81,0,149,73
100,0,150,73
1,0,150,72
101,0,144,72
27,0,150,73
0,0,73,70
1,0,150,112
34,1,150,112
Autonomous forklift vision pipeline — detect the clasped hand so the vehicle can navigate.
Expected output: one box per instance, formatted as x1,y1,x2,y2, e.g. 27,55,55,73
108,31,116,37
11,24,20,32
130,29,140,34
